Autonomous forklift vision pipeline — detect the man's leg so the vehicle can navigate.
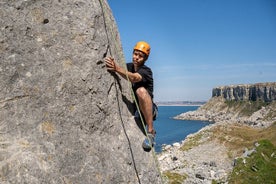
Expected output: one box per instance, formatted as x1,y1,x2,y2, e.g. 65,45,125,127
135,87,154,134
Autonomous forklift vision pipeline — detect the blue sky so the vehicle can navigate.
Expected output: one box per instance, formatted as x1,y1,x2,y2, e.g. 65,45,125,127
107,0,276,101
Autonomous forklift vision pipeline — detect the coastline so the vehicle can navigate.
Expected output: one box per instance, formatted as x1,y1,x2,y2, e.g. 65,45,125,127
156,101,206,107
157,104,203,107
158,121,232,183
157,98,276,183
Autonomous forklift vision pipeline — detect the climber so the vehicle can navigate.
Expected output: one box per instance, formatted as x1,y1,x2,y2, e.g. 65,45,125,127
104,41,157,150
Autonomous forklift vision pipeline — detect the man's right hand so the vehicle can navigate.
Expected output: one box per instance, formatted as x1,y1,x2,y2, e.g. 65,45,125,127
104,57,117,72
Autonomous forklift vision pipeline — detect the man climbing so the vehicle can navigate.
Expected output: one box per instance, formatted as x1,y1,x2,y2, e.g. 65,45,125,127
104,41,157,150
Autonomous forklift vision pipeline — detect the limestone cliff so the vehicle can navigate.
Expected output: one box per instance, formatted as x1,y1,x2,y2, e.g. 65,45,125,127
0,1,161,183
212,82,276,102
175,82,276,128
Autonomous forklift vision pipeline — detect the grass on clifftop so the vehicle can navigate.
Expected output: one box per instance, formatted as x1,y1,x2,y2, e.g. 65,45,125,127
211,122,276,156
201,97,276,119
179,122,276,155
225,100,274,117
162,171,188,184
209,122,276,183
228,139,276,184
180,132,205,151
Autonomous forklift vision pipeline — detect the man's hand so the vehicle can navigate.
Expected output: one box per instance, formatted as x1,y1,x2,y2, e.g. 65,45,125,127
104,57,117,72
104,57,142,83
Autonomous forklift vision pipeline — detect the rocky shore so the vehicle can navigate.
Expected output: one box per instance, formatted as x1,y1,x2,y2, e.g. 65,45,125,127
158,122,233,184
174,97,276,128
157,94,276,183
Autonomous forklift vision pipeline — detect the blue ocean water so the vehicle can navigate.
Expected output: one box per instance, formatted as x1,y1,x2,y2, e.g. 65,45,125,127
154,106,211,152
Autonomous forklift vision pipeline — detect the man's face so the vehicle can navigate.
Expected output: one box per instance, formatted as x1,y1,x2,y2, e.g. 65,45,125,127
132,50,146,67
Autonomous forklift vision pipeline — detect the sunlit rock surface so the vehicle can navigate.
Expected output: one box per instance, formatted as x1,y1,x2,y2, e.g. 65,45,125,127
0,1,161,183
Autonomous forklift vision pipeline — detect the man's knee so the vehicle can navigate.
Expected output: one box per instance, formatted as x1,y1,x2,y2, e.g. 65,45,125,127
135,87,149,99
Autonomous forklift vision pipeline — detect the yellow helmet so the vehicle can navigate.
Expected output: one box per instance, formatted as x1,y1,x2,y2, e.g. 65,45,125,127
133,41,150,56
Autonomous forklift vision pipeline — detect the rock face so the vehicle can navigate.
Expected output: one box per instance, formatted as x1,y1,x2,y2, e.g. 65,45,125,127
212,82,276,102
0,1,161,183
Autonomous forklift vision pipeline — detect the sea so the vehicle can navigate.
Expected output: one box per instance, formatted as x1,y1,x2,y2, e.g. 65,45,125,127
154,106,211,153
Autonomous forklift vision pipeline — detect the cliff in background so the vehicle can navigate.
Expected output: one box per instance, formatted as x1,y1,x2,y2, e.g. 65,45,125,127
0,1,161,183
212,82,276,102
175,82,276,128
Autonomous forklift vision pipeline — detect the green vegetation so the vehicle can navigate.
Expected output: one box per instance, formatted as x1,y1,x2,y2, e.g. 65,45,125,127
177,122,276,183
228,139,276,184
180,132,204,151
225,100,271,116
211,122,276,156
210,123,276,183
162,171,188,184
264,102,276,121
211,179,226,184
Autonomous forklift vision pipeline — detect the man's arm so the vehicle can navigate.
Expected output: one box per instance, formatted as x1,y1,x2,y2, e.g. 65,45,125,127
104,57,142,83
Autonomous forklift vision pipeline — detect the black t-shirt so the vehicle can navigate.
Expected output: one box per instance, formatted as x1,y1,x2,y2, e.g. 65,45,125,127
127,63,154,99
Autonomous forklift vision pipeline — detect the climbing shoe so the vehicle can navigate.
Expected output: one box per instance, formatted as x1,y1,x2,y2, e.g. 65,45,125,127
142,132,155,151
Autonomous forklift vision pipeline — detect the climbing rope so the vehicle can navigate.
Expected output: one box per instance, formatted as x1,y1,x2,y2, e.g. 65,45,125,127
98,1,142,184
99,0,164,183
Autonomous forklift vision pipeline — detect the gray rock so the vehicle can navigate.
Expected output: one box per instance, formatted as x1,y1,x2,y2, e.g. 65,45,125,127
242,148,256,158
0,0,161,183
195,172,205,180
209,161,217,167
212,82,276,102
214,169,228,179
172,156,178,161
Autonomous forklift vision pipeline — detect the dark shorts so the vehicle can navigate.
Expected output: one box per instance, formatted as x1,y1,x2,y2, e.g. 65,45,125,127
152,102,158,121
135,102,158,121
